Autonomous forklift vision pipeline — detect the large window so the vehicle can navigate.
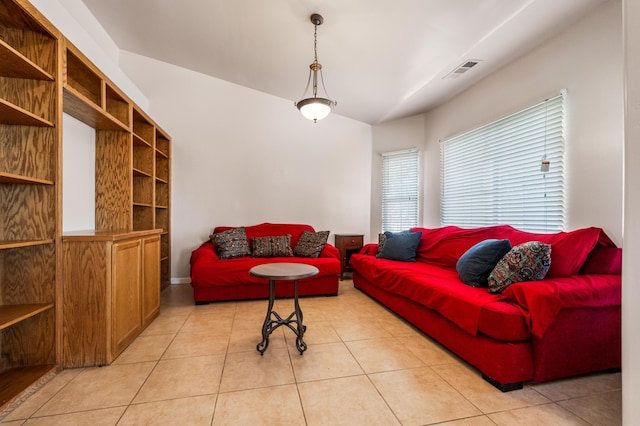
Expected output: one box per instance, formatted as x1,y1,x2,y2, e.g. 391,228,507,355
381,149,419,232
440,92,566,232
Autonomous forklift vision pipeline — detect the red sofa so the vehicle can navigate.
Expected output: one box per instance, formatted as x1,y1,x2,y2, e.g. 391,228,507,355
350,225,621,391
190,223,340,304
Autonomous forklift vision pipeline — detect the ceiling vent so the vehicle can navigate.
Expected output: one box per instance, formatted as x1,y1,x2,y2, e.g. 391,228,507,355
444,60,482,79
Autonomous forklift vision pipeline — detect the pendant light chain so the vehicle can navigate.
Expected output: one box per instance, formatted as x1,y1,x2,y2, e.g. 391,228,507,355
314,23,318,64
313,20,332,101
312,23,319,98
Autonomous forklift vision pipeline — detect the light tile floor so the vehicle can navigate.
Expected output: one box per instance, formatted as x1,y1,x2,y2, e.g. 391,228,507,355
0,281,622,425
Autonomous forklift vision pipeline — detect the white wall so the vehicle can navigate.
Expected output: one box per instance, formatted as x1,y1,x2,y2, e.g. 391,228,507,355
373,0,623,244
622,0,640,422
119,52,372,280
62,114,95,231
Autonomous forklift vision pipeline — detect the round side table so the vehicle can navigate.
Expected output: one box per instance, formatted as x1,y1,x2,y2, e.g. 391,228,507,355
249,263,319,355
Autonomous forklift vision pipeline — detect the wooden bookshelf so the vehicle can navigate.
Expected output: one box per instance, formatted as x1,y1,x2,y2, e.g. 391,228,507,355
0,0,172,408
0,0,61,409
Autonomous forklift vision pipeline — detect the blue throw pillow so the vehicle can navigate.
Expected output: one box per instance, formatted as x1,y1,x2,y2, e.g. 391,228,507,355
456,239,512,287
376,231,422,262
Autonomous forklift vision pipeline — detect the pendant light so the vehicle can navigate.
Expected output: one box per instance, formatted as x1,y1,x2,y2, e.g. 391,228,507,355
294,13,336,123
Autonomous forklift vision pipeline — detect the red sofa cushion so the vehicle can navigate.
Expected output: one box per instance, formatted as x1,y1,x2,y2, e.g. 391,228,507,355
500,273,621,338
580,247,622,275
191,244,340,287
411,225,604,278
349,252,529,341
502,226,603,278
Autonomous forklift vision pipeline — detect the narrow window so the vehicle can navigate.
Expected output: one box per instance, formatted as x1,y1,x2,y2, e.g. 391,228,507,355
381,149,419,232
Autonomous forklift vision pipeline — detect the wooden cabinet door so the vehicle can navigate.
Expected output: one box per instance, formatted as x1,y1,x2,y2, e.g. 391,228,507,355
141,235,161,327
111,239,142,357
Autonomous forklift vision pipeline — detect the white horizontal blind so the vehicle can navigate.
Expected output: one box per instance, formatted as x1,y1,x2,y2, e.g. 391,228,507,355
382,149,419,232
441,92,566,232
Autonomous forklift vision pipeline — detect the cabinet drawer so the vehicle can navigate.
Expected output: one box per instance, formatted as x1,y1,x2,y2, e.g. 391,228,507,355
336,235,363,249
343,237,363,249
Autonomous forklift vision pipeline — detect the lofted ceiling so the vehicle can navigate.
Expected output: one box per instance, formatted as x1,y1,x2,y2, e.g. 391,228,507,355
75,0,605,124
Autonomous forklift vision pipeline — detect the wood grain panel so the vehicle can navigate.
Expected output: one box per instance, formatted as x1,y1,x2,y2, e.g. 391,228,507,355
155,208,168,233
0,39,52,80
155,155,169,182
0,304,53,330
133,205,153,231
63,88,129,131
132,109,154,145
1,309,55,366
0,0,52,35
0,126,55,181
105,84,130,127
0,77,55,123
1,244,56,304
0,365,55,408
155,131,170,157
111,239,141,357
65,49,101,107
161,259,170,289
0,27,55,76
133,143,153,175
133,175,153,206
0,185,55,240
155,182,168,207
141,236,160,328
160,233,168,259
95,130,131,230
62,241,109,367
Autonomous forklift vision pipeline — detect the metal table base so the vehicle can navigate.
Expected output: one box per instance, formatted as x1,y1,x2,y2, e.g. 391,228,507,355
257,278,307,355
249,263,319,356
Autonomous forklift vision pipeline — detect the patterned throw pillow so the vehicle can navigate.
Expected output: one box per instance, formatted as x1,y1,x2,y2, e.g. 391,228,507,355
252,235,293,258
378,233,387,253
488,241,551,294
293,230,330,258
212,227,251,260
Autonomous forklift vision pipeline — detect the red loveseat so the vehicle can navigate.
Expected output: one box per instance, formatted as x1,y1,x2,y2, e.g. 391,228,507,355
190,223,340,304
350,225,621,391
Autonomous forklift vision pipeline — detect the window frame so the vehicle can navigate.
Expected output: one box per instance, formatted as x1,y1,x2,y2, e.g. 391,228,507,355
381,148,420,233
440,91,566,233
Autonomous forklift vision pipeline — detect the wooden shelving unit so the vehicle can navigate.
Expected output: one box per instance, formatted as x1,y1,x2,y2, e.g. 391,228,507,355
0,0,171,407
62,35,171,367
155,129,171,288
0,0,60,408
61,40,172,291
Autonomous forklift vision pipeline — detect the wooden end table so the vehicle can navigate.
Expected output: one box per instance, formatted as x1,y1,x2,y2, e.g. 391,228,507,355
334,234,364,280
249,263,319,355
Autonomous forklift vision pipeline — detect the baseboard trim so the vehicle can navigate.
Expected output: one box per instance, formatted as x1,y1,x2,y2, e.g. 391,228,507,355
171,277,191,285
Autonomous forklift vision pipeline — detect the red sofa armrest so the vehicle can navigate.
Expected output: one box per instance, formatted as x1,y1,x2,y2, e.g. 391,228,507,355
360,243,378,256
190,242,220,265
500,274,621,338
320,243,340,259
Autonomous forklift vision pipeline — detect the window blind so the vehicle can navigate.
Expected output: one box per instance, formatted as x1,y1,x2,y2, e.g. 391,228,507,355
440,92,566,232
382,149,419,232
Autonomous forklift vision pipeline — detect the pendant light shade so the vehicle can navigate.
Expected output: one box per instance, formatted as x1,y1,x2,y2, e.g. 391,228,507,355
297,97,334,121
295,14,336,123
